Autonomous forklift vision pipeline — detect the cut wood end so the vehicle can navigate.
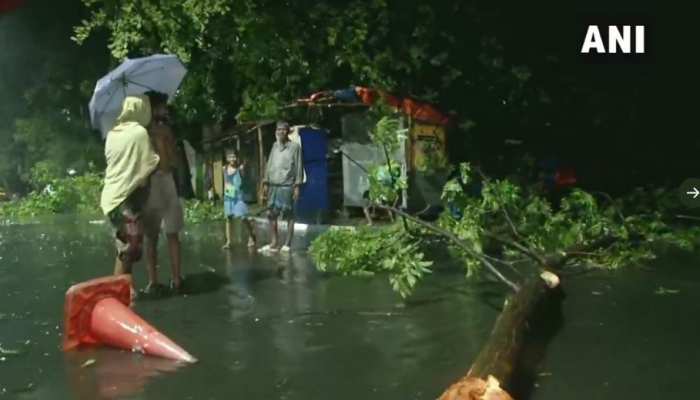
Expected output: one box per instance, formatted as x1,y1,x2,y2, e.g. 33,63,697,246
484,375,514,400
438,376,514,400
539,270,560,288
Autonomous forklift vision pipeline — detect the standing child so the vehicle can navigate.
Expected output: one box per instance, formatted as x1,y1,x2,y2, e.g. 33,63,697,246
222,150,257,249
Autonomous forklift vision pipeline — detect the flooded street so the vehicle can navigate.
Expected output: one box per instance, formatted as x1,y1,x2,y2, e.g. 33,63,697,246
0,217,499,399
0,1,687,398
1,217,698,399
533,249,700,399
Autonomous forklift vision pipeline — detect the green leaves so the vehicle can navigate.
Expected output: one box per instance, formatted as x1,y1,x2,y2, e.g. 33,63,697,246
183,199,224,224
0,172,103,219
369,115,403,152
480,178,520,212
309,225,432,298
236,91,282,123
367,161,405,206
310,161,700,298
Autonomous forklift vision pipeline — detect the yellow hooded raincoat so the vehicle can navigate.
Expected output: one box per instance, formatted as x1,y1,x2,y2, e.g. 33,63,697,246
100,95,160,215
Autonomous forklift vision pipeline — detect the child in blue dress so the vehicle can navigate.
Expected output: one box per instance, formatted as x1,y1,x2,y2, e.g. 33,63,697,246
222,150,256,249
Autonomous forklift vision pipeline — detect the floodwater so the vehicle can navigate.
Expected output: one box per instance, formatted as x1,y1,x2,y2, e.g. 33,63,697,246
0,216,498,400
532,248,700,399
0,216,698,399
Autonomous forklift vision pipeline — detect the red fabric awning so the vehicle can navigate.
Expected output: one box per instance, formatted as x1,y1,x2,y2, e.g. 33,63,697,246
355,86,450,126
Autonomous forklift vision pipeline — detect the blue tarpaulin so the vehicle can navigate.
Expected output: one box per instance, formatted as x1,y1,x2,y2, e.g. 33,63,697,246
297,127,329,221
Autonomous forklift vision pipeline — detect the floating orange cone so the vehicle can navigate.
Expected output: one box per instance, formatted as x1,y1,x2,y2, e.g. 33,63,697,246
63,275,196,363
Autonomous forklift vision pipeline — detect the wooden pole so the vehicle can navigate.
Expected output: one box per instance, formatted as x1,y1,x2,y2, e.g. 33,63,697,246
257,126,265,206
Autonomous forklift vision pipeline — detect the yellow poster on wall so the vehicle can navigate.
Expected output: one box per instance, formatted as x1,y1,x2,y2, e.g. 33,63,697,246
410,123,448,172
213,160,223,197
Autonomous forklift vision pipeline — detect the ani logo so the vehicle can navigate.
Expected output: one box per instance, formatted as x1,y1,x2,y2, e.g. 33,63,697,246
580,25,645,54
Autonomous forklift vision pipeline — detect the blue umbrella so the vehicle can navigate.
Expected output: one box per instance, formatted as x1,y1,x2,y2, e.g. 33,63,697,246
89,54,187,138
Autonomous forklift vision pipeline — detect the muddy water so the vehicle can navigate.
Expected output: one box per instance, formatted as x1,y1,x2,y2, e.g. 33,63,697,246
0,217,499,399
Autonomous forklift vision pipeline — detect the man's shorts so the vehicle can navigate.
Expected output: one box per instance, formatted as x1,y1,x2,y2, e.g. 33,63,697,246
142,170,185,238
107,184,149,263
267,185,294,219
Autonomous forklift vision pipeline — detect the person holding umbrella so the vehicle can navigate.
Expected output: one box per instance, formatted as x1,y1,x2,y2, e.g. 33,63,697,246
100,95,160,282
89,54,188,293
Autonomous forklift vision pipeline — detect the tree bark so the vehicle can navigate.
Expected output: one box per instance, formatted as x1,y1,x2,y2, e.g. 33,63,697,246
438,271,560,400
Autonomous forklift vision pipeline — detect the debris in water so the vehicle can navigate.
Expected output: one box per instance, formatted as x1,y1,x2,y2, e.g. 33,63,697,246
0,346,21,356
20,383,35,393
358,311,400,317
538,372,552,377
591,291,603,296
654,287,680,295
81,358,97,368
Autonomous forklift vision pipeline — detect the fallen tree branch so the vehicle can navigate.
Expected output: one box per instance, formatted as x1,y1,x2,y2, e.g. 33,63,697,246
438,271,561,400
545,235,618,269
482,253,523,277
591,191,626,223
481,232,548,267
501,207,523,240
380,206,521,292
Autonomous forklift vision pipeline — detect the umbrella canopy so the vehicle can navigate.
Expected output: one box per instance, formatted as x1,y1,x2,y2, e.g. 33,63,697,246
89,54,186,138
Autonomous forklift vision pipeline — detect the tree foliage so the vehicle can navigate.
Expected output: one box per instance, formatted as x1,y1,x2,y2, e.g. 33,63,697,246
309,225,432,298
311,164,700,298
71,0,547,128
310,114,700,298
0,170,103,220
439,165,698,273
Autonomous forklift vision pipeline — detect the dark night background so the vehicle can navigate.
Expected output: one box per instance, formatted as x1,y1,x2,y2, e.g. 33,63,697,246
455,0,687,196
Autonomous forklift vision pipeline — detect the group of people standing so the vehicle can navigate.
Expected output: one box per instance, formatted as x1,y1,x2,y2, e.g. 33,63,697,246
99,94,304,296
221,121,304,253
99,92,185,296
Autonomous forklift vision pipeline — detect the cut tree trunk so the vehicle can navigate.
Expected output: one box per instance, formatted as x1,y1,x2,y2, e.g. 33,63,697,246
438,271,561,400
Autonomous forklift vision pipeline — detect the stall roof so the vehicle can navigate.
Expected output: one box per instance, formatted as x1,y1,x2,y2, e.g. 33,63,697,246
203,120,276,147
287,87,452,126
281,102,370,110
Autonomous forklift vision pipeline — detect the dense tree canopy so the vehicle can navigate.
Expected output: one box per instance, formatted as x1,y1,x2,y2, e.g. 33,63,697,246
71,0,681,193
1,1,684,195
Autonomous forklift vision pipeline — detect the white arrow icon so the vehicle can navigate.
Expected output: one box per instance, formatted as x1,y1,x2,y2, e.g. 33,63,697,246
687,187,700,199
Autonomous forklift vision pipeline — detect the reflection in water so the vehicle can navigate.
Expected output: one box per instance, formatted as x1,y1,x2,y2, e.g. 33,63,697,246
65,350,184,400
4,219,696,400
225,250,256,320
271,251,314,380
